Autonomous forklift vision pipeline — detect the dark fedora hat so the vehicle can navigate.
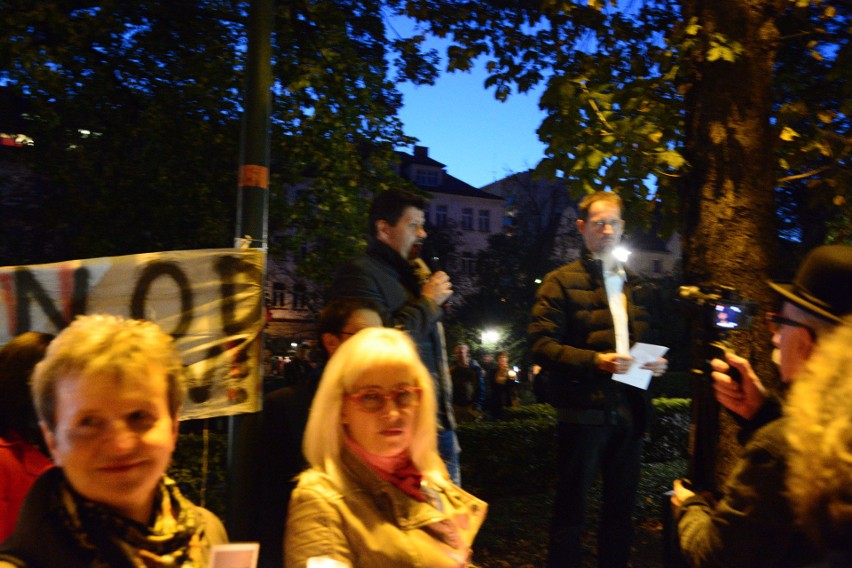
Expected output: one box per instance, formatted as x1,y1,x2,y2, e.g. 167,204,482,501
769,244,852,323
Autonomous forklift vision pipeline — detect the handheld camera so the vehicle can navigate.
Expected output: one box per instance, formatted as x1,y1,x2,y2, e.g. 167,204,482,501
678,284,756,378
677,284,757,493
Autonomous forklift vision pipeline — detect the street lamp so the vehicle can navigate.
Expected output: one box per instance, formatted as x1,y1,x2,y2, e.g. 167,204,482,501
481,329,500,345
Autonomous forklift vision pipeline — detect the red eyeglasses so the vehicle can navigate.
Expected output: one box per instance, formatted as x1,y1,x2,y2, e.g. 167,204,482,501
345,386,422,413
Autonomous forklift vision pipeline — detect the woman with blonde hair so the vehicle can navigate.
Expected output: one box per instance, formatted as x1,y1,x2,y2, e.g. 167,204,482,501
285,327,487,567
0,314,227,567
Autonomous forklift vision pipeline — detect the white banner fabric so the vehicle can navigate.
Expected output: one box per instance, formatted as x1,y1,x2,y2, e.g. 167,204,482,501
0,248,266,420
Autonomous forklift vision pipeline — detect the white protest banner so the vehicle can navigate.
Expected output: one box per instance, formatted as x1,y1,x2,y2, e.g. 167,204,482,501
0,248,266,420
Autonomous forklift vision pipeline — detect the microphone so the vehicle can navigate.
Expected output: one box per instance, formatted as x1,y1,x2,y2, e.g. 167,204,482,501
417,241,442,273
410,241,451,307
409,242,440,284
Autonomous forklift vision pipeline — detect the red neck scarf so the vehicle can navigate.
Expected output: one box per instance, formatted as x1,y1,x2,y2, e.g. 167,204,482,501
345,437,426,502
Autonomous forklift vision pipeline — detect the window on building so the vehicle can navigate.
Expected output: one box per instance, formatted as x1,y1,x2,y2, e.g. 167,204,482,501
271,282,286,308
478,209,491,232
414,168,439,186
653,258,663,274
462,254,477,275
461,208,474,230
435,204,448,227
292,285,308,310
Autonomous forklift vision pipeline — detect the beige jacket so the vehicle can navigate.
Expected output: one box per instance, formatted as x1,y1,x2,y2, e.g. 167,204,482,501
285,449,487,567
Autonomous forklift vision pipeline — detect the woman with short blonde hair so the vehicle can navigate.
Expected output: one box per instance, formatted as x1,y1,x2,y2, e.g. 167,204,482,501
0,314,227,568
302,326,443,480
286,327,487,567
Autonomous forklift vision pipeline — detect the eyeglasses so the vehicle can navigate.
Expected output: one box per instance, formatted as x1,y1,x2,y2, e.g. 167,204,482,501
765,312,816,340
345,386,422,413
591,220,624,230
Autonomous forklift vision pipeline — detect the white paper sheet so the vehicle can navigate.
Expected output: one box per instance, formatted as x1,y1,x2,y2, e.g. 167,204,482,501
612,342,669,390
209,543,260,568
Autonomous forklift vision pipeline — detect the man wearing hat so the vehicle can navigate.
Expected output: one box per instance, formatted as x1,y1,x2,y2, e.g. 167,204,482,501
671,244,852,567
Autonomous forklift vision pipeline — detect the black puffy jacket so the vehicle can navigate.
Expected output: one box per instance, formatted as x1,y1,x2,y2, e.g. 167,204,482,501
528,250,660,434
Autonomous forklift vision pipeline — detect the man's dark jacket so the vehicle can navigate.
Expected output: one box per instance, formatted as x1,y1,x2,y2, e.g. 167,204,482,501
528,249,659,434
331,239,455,430
676,417,818,567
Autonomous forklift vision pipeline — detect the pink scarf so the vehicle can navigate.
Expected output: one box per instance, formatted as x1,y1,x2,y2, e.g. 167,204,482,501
345,438,425,502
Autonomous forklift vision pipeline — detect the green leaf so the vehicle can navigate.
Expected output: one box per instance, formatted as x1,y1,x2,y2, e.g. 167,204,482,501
658,150,686,169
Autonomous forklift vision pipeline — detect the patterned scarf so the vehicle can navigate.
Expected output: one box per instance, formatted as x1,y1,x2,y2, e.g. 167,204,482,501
345,437,426,502
56,476,210,567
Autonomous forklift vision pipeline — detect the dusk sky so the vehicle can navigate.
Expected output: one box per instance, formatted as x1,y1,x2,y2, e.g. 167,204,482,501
394,27,549,190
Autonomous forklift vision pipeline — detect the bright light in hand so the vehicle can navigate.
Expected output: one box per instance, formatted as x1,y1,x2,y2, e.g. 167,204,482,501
612,246,631,263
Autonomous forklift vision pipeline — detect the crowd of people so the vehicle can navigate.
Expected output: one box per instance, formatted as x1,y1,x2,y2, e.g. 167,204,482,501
0,186,849,568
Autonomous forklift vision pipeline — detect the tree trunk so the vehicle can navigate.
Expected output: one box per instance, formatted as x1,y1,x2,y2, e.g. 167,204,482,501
679,0,786,486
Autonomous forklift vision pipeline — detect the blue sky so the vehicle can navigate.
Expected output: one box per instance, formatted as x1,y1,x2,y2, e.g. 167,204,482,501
394,37,548,189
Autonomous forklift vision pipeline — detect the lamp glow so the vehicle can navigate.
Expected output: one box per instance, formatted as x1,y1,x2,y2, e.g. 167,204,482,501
612,246,631,263
481,329,499,344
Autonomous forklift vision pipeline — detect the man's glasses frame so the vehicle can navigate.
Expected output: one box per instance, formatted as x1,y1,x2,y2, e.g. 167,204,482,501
765,312,816,340
590,220,624,230
345,386,423,413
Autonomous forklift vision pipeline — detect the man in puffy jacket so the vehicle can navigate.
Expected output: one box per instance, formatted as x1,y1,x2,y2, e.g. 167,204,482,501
529,191,667,568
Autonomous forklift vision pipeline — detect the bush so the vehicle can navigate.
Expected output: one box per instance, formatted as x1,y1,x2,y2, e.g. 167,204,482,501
168,430,228,520
649,371,692,399
644,398,691,463
457,411,558,499
458,400,691,497
502,402,559,421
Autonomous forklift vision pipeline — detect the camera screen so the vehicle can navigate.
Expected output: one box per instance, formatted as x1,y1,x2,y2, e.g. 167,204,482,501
713,304,743,329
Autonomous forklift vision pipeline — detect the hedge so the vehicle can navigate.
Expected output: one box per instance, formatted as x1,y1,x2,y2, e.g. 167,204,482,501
457,400,690,498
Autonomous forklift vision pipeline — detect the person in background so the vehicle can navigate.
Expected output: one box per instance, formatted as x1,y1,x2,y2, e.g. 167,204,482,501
785,318,852,567
0,314,227,567
0,332,55,542
530,364,549,404
672,244,852,567
284,342,314,387
284,327,486,567
486,351,515,420
331,187,460,484
449,343,484,423
255,297,382,568
529,191,667,568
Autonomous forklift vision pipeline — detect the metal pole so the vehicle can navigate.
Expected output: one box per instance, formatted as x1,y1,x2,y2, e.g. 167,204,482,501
235,0,272,248
228,0,273,540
